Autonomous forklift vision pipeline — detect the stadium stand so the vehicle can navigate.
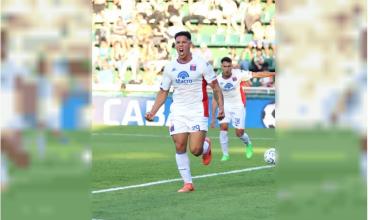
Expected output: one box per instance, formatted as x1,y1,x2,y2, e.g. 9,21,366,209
92,0,276,91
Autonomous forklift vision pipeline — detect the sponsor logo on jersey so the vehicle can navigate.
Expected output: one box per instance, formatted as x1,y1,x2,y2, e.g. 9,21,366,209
176,71,192,84
190,64,196,71
223,83,234,91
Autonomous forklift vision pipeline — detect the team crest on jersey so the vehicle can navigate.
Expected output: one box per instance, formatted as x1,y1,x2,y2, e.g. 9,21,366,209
176,71,192,84
172,67,177,71
232,77,237,81
223,83,234,91
190,64,196,71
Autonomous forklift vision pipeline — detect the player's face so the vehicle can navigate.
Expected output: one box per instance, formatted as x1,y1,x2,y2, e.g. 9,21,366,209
221,62,232,78
175,35,191,60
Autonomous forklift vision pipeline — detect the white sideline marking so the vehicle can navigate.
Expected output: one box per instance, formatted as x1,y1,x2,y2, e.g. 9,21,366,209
92,165,275,194
92,133,274,140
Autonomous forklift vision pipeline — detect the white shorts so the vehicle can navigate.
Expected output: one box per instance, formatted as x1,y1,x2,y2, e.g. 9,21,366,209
37,99,61,130
168,114,208,135
219,106,246,129
0,92,23,130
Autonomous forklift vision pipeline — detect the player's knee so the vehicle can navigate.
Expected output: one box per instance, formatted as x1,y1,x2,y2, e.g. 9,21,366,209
220,124,228,131
175,143,186,153
190,147,202,156
235,129,244,137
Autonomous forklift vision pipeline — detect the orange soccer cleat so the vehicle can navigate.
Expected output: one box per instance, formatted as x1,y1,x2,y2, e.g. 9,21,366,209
202,137,212,165
177,183,194,193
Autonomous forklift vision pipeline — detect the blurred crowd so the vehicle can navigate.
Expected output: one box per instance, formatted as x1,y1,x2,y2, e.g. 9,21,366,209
1,0,91,195
92,0,276,90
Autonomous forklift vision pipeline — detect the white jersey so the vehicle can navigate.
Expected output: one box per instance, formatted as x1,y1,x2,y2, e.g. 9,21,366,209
160,54,217,117
217,69,252,108
1,59,26,129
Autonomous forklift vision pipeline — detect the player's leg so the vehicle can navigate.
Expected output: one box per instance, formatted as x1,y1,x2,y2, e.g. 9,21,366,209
235,128,252,159
1,131,29,191
172,133,188,154
218,110,231,161
169,117,194,192
235,128,251,143
187,116,212,165
360,136,367,181
232,107,253,159
188,130,213,166
172,133,194,192
219,123,230,161
1,131,29,168
188,130,207,156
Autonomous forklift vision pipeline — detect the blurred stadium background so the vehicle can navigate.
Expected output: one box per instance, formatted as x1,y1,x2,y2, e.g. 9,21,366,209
277,0,367,220
1,1,91,220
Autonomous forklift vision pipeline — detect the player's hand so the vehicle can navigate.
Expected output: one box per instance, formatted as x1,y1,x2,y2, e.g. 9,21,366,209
145,112,155,121
210,119,216,128
217,109,225,120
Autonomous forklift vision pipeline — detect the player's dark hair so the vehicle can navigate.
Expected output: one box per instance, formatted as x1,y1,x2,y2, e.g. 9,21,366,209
174,31,191,41
221,57,232,63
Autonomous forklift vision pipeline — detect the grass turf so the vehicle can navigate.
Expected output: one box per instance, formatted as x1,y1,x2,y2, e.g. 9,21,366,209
92,126,276,220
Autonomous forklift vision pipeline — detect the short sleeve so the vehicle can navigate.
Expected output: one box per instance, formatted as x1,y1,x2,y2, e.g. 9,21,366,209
160,64,172,90
240,70,253,81
203,62,217,83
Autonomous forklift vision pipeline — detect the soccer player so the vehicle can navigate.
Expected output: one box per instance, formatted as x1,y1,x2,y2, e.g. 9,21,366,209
1,29,29,190
145,31,225,193
211,57,275,161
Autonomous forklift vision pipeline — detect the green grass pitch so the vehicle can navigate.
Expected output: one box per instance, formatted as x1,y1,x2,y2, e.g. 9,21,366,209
92,126,276,220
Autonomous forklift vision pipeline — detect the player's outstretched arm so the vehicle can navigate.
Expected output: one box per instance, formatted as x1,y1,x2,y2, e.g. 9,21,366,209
209,80,225,120
251,71,276,78
145,89,169,121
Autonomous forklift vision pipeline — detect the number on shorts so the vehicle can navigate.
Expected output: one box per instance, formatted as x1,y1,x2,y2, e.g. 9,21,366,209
234,118,240,125
192,125,200,131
